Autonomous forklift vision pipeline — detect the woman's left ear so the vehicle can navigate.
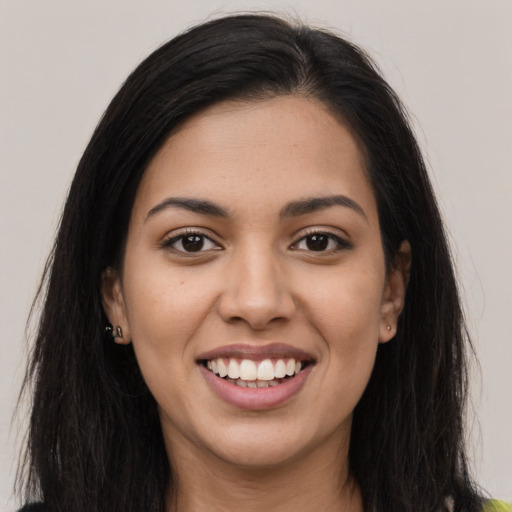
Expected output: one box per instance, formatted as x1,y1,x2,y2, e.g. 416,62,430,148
101,267,131,344
379,240,411,343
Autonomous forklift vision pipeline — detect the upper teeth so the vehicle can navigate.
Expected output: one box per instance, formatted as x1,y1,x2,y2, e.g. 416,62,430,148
207,358,302,381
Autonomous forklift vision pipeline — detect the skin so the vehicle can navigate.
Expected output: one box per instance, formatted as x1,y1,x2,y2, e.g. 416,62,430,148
103,96,410,512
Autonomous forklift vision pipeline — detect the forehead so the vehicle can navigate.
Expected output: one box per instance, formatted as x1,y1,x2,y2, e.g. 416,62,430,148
133,95,376,222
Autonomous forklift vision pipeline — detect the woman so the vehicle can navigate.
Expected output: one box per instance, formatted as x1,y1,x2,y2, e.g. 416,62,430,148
16,13,504,512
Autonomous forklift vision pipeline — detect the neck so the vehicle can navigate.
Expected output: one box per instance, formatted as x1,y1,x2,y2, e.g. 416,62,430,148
164,432,363,512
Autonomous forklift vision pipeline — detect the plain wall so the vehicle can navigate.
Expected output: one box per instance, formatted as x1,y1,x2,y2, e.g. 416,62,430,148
1,1,510,510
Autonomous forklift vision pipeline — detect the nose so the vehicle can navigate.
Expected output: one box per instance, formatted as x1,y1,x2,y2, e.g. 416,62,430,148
217,245,296,330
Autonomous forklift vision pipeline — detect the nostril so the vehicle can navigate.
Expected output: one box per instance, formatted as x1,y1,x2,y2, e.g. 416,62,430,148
216,267,296,329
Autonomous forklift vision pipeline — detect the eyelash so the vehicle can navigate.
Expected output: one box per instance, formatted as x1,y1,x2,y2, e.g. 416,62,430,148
161,229,352,255
161,229,221,254
291,230,352,253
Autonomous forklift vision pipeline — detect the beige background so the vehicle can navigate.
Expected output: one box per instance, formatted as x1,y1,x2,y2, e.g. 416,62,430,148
1,1,510,510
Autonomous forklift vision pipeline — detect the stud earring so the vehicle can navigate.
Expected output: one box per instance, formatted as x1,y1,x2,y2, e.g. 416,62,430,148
387,325,392,331
105,324,124,340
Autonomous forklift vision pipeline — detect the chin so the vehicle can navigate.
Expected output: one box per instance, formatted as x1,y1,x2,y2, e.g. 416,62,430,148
209,436,308,470
197,416,342,471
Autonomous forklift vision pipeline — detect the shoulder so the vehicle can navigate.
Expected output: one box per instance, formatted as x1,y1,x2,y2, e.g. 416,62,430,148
482,500,512,512
17,504,45,512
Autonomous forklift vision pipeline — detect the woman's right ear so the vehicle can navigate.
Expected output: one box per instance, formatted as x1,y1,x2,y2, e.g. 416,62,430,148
101,267,131,344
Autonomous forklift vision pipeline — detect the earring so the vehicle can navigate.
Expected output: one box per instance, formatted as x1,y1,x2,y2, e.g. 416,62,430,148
387,325,392,331
105,324,124,340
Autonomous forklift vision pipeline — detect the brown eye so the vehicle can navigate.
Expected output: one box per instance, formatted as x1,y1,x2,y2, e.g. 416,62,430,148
305,234,329,251
164,232,219,253
182,235,205,252
292,232,351,253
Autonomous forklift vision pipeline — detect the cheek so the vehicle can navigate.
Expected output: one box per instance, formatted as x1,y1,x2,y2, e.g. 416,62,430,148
298,262,384,402
303,269,383,421
123,260,217,343
121,270,213,404
300,264,385,343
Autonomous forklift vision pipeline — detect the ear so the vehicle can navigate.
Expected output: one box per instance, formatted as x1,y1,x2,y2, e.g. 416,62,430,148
101,267,131,344
379,240,411,343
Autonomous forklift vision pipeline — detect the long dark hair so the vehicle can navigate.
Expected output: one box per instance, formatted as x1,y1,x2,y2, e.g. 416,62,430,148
18,13,482,512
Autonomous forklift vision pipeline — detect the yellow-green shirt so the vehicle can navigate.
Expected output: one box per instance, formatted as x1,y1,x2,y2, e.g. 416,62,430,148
483,500,512,512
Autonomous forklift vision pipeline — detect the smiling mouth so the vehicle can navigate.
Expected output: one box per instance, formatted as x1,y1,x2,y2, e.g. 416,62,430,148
201,357,315,388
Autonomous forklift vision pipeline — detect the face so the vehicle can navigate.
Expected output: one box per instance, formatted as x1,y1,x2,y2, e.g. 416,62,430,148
103,96,408,472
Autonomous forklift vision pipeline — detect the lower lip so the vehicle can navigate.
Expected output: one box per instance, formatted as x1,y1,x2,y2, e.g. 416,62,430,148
199,364,313,410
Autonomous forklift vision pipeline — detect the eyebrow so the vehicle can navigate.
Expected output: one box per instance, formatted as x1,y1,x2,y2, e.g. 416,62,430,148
279,195,367,220
145,194,367,222
145,197,230,220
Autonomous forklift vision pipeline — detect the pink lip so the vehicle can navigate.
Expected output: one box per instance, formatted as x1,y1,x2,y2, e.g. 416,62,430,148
199,364,313,410
196,343,314,362
197,343,316,410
